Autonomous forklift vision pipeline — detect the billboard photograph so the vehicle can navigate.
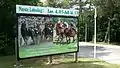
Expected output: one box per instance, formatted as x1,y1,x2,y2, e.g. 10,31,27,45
16,5,79,59
18,16,78,59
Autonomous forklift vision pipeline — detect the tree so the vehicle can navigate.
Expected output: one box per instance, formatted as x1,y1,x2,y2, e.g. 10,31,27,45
90,0,120,43
0,0,40,55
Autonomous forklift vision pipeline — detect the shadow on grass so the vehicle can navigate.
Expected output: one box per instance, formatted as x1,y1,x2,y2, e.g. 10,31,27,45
20,58,107,68
0,55,118,68
47,63,106,68
23,60,107,68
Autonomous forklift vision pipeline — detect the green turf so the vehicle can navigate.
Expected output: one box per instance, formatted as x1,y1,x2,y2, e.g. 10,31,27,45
19,41,77,58
0,55,120,68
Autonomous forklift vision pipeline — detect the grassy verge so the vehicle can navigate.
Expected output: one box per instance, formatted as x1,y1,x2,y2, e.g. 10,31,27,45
0,55,120,68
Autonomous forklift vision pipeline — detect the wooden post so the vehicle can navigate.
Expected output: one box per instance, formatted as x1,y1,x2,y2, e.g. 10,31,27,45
14,38,18,68
74,52,78,62
48,56,52,64
14,38,23,68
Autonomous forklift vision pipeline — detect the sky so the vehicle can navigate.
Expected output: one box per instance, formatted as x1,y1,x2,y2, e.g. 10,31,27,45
40,0,47,3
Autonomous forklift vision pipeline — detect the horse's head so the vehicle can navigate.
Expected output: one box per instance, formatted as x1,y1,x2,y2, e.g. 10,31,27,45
45,23,54,33
55,22,66,35
56,22,65,28
45,22,54,28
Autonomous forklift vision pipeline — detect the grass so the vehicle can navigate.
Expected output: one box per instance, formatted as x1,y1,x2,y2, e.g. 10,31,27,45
0,55,120,68
19,41,77,58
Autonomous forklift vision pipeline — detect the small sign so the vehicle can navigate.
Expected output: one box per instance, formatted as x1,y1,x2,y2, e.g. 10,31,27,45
16,5,79,16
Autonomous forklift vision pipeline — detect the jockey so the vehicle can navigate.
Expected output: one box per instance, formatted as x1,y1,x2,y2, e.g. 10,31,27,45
70,23,76,31
57,20,64,28
58,20,61,24
64,22,69,28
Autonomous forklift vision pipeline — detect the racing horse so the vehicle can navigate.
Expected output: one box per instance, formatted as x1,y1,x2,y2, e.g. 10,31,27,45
42,22,54,40
21,22,28,46
55,22,66,43
64,23,77,43
21,22,38,46
55,22,77,43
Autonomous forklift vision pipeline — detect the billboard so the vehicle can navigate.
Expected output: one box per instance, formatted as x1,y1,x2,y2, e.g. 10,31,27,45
16,5,79,16
16,5,79,60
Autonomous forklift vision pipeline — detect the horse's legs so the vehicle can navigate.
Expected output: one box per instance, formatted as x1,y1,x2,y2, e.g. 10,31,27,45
73,37,75,42
31,35,35,45
66,36,69,44
41,34,44,40
46,35,49,40
59,34,62,44
58,33,63,44
45,36,47,40
66,36,68,43
23,36,27,46
68,37,70,43
65,35,69,44
57,34,61,42
36,35,40,44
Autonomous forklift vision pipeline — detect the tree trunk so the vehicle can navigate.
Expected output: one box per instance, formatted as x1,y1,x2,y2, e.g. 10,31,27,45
104,20,110,43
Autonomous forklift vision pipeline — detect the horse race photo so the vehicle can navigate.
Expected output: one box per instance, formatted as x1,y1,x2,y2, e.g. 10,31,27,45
53,17,77,44
18,15,78,59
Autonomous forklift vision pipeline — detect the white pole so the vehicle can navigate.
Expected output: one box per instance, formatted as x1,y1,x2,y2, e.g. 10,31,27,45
94,7,97,58
108,20,110,44
85,21,87,42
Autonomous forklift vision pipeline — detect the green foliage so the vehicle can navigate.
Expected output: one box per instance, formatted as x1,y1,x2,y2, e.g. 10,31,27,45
1,0,120,56
79,0,120,43
94,0,120,42
0,32,6,50
47,0,57,7
46,0,76,8
0,0,40,56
